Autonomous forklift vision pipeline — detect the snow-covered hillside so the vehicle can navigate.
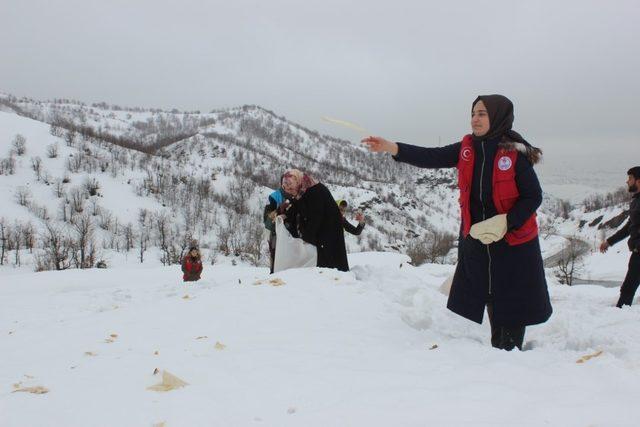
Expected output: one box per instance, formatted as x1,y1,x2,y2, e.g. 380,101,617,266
0,94,465,272
0,91,634,283
2,253,639,427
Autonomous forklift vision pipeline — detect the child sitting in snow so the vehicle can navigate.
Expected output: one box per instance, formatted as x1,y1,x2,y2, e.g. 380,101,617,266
182,246,203,282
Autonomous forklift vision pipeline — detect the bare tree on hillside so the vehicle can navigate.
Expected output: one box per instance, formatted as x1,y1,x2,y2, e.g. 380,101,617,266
138,209,150,263
217,213,263,265
227,176,254,215
122,223,135,252
0,219,7,265
39,222,72,271
53,179,66,198
217,216,233,256
46,143,59,158
98,209,113,231
12,134,26,155
583,187,629,212
155,212,172,265
13,222,22,266
22,222,36,253
28,201,50,222
59,199,70,223
71,213,95,268
426,230,456,264
83,177,100,197
406,230,456,266
68,186,85,214
0,156,16,175
15,186,32,207
540,218,558,239
31,156,43,181
554,237,584,286
558,199,572,220
66,153,83,173
50,123,65,137
64,130,76,147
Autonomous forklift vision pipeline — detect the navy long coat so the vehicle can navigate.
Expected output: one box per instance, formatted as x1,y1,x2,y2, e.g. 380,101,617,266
395,137,552,327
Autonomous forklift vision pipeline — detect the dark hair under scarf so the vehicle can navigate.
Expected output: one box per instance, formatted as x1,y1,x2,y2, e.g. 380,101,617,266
472,94,542,163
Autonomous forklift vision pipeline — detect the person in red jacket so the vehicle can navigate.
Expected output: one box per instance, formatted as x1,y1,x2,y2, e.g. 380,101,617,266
362,95,552,351
182,246,203,282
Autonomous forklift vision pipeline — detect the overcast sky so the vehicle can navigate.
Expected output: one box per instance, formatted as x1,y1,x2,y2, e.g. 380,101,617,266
1,0,638,184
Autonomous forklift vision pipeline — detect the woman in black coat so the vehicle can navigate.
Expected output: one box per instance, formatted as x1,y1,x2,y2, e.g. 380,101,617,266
281,169,349,272
362,95,552,351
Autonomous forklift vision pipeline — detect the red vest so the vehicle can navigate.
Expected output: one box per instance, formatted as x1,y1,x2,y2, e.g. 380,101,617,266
183,257,203,281
457,135,538,246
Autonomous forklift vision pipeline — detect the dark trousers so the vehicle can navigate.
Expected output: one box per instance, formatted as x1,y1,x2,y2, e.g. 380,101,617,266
617,252,640,307
487,303,525,351
268,233,276,274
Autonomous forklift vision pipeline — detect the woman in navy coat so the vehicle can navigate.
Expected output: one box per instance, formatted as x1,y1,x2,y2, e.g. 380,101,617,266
362,95,552,350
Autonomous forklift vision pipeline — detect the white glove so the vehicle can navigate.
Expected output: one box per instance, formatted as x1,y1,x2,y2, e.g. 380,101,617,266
469,214,508,245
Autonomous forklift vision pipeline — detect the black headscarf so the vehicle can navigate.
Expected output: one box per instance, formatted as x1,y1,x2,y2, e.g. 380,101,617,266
471,94,529,146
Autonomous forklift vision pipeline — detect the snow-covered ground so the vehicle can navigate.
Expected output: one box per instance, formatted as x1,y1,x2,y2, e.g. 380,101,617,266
1,93,638,426
2,252,639,427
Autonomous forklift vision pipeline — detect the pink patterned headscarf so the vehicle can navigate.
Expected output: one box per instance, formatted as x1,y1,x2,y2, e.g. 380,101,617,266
282,169,318,197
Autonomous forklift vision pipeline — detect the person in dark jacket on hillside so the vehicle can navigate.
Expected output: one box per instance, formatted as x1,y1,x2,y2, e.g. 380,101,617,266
182,246,203,282
337,200,366,236
599,166,640,307
264,176,297,273
281,169,349,272
362,95,552,351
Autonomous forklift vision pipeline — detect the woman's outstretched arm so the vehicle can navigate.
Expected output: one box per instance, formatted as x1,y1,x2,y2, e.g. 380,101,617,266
362,136,460,169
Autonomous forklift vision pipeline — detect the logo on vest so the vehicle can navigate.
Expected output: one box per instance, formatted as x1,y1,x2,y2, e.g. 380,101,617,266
461,147,472,161
498,156,512,171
